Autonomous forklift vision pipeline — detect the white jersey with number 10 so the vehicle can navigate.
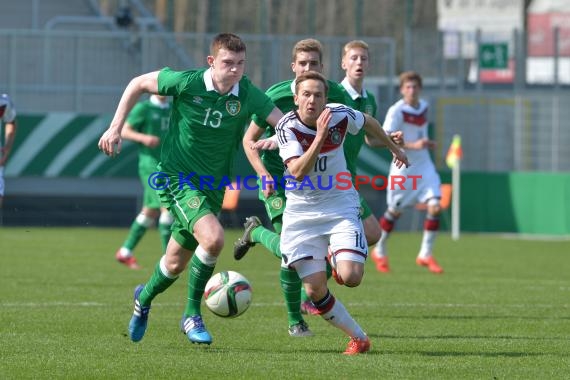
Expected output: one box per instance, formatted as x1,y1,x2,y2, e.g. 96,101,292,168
276,103,364,215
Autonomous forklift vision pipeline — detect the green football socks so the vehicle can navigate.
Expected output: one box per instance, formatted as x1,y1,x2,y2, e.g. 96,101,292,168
138,262,177,307
250,215,306,326
251,226,282,259
184,254,215,316
300,287,310,303
122,220,147,250
271,220,282,234
280,267,305,327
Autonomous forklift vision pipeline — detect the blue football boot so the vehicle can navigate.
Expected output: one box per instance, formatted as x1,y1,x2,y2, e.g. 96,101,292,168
128,284,151,342
180,315,212,345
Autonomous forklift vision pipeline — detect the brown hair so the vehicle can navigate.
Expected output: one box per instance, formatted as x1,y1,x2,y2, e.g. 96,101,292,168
292,39,323,63
399,71,422,88
294,71,329,96
210,33,246,56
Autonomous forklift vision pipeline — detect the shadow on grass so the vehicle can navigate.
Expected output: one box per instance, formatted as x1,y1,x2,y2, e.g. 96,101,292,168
176,344,382,356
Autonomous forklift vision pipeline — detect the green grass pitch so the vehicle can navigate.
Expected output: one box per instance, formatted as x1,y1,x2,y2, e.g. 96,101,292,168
1,227,569,379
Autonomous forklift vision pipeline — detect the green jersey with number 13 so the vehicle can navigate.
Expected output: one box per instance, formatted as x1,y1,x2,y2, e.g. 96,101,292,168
157,67,275,187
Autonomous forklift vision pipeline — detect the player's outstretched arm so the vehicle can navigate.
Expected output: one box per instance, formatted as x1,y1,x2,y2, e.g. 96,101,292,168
362,114,409,168
253,135,278,150
404,138,436,150
251,106,283,151
265,107,284,127
98,71,160,156
243,121,275,198
365,131,404,148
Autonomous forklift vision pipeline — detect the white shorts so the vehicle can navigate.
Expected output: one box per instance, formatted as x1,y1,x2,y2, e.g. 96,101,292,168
280,207,368,271
387,166,441,211
0,166,4,196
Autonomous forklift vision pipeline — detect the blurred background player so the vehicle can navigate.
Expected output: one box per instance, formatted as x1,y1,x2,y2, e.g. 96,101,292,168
276,71,407,354
234,38,348,337
0,93,17,226
339,40,387,248
115,94,173,269
371,71,444,274
98,33,282,345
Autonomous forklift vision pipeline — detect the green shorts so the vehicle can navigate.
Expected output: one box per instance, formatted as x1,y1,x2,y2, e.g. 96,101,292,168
140,168,161,209
258,182,286,223
158,174,223,251
359,193,373,220
141,179,162,209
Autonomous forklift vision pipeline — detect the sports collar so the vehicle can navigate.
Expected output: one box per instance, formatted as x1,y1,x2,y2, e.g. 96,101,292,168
204,68,240,96
341,78,368,100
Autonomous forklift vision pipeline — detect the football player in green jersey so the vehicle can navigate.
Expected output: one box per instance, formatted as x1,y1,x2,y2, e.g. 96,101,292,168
115,94,173,270
339,40,387,249
98,33,283,345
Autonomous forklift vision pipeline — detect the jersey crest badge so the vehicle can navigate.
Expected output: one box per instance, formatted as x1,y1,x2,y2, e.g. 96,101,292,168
187,196,201,209
365,104,374,115
270,197,283,211
226,100,241,116
330,129,342,145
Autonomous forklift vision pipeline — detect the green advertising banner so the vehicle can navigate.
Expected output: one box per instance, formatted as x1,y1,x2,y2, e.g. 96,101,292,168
6,113,392,179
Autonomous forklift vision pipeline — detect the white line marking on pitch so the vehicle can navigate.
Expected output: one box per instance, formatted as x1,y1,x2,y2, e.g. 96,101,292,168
1,302,568,308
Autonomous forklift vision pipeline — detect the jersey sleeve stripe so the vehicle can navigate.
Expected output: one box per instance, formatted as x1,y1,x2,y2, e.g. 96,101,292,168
328,104,356,120
276,111,298,145
277,127,287,145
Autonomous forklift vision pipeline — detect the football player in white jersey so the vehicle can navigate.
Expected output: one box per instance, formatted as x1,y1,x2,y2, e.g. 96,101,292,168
276,71,408,354
0,93,17,224
371,71,444,274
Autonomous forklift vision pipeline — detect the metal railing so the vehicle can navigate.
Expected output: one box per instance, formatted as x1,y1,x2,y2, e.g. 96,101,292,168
0,28,569,172
0,30,395,112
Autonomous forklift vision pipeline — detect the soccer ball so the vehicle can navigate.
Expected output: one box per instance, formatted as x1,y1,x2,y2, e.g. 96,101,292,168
204,271,252,318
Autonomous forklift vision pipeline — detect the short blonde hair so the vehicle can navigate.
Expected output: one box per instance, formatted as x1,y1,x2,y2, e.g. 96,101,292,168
342,40,369,57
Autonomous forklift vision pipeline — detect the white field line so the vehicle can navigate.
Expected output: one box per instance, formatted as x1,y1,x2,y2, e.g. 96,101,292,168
1,302,106,307
1,301,568,308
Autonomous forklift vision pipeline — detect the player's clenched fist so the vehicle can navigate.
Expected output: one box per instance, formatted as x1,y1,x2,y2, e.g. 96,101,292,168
98,128,122,157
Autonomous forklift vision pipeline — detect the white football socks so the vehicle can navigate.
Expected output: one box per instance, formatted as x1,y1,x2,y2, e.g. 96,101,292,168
320,298,366,339
418,230,437,258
